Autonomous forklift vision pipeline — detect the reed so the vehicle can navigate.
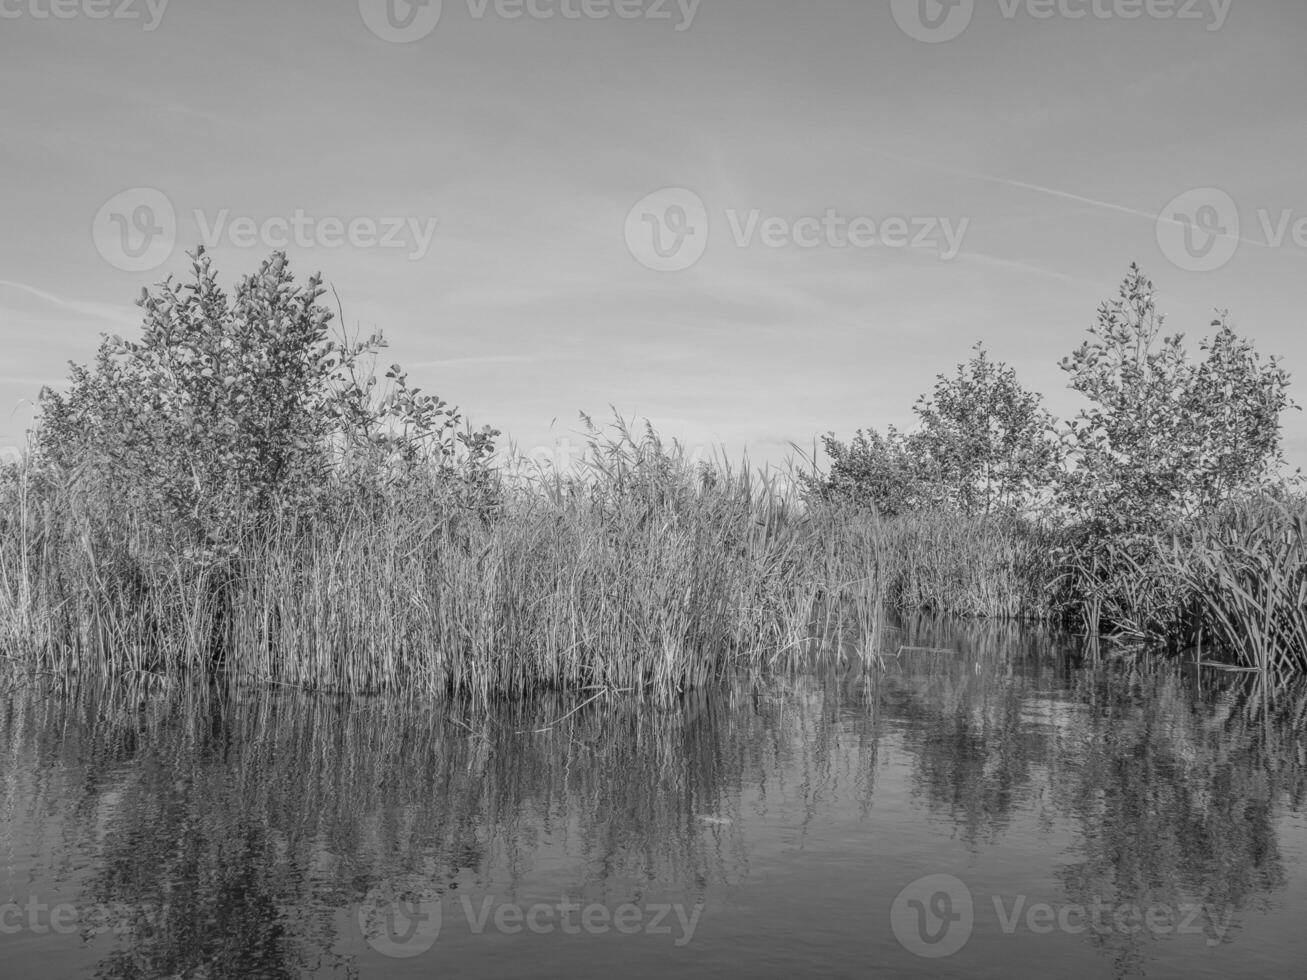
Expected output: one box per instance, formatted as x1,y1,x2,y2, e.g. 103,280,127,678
1151,499,1307,675
5,433,1304,694
1059,496,1307,675
878,509,1059,620
0,429,891,701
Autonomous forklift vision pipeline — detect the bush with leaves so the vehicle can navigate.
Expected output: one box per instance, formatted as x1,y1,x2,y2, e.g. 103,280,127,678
801,426,929,517
1057,264,1296,533
911,344,1060,515
37,247,499,547
1052,265,1300,640
807,346,1058,517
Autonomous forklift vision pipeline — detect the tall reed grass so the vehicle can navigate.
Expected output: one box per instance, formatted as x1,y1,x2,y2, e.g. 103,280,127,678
4,430,1303,694
1066,496,1307,676
1154,500,1307,675
0,429,897,701
878,509,1058,620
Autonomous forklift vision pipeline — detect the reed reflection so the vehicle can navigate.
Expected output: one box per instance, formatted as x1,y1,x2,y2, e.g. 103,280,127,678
0,622,1302,979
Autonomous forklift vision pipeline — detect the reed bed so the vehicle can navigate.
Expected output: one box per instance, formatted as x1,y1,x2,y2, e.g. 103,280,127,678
4,434,1306,692
1155,500,1307,675
878,509,1059,620
0,433,894,701
1068,497,1307,674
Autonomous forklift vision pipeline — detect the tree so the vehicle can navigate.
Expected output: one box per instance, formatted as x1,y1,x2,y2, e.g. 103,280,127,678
911,344,1059,515
1057,265,1296,531
37,247,498,546
807,346,1058,516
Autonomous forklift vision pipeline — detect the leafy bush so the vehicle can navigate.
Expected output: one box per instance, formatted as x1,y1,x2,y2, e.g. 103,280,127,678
802,426,928,517
37,247,499,548
806,266,1302,656
911,344,1060,515
1057,264,1296,533
20,248,500,671
806,345,1058,517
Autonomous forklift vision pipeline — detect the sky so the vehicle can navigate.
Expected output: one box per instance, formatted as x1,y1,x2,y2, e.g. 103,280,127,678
2,0,1306,473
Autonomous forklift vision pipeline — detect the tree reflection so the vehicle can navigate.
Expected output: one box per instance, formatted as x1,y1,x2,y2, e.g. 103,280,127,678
878,614,1304,977
0,627,1302,979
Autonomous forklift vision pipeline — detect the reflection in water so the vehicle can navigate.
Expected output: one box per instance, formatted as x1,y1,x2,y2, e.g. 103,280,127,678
1,618,1304,979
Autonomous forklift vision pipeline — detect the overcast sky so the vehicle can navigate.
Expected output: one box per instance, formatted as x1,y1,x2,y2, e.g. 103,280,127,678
3,0,1306,472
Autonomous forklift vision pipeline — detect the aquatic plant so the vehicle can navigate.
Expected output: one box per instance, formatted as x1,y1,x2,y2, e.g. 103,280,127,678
0,421,891,701
1153,499,1307,675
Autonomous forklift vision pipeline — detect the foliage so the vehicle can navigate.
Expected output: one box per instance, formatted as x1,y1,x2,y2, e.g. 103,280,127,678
800,265,1303,661
5,256,1306,684
806,346,1058,516
911,344,1060,515
801,426,928,517
36,247,499,547
878,508,1058,619
0,420,890,697
1057,264,1297,532
1153,498,1307,674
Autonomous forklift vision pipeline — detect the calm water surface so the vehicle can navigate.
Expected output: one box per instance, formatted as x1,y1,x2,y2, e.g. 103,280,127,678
2,618,1305,979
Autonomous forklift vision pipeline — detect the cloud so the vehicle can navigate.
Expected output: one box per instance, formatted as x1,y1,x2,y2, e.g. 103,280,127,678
0,280,139,329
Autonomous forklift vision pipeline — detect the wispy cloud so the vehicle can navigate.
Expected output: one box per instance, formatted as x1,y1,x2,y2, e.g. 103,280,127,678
871,151,1287,253
406,355,534,370
0,280,139,328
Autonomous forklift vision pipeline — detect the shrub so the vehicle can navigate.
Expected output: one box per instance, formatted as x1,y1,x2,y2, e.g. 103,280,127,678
36,247,499,548
1057,264,1296,533
805,346,1059,517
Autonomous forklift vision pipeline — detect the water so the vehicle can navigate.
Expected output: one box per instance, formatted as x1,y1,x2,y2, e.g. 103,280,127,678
2,618,1305,979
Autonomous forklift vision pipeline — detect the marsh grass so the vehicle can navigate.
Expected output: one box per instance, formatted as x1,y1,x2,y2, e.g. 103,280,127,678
1060,497,1307,676
1155,500,1307,676
0,428,904,701
3,428,1304,694
879,510,1058,620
